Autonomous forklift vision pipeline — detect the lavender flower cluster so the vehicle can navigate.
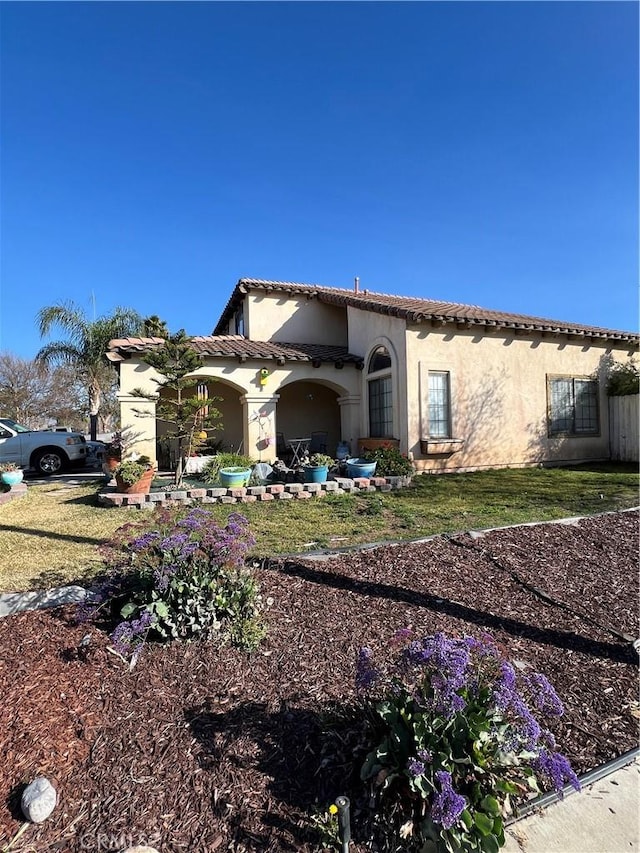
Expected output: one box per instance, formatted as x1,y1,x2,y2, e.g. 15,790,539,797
358,628,580,848
77,509,260,659
533,748,580,792
110,609,155,656
355,647,380,690
407,748,432,778
431,770,467,830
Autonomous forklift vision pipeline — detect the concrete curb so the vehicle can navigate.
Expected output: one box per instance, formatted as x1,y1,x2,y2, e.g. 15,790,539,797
0,585,87,618
503,757,640,853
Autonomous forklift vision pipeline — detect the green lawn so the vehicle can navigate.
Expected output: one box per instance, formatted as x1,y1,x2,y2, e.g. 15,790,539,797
0,463,637,592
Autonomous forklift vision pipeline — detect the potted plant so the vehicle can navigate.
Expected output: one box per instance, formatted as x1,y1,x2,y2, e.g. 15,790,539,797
362,446,414,479
201,453,252,485
346,457,377,478
0,462,24,487
302,452,334,484
104,431,123,473
219,466,252,488
113,456,155,494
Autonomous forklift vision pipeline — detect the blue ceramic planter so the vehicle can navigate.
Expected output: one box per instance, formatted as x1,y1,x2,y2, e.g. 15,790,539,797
219,467,251,488
303,464,328,484
346,458,377,478
1,470,24,487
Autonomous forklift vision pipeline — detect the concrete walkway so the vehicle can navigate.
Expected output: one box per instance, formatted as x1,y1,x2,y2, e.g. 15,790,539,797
503,758,639,853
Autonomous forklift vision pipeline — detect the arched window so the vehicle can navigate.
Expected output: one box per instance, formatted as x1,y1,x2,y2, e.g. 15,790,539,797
367,346,393,437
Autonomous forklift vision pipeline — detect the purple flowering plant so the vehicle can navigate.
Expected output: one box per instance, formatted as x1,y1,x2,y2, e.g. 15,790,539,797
80,508,264,661
357,630,579,853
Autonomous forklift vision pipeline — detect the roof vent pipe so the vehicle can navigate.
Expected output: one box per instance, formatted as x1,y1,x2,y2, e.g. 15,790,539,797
354,276,359,294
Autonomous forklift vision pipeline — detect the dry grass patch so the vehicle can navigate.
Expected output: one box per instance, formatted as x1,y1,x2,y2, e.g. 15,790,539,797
0,483,124,591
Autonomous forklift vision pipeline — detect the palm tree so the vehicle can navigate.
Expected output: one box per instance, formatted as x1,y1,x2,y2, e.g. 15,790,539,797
142,314,169,339
36,301,143,440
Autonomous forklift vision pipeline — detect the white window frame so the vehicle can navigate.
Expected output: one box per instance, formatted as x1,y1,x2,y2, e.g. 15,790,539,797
427,371,452,438
366,343,395,438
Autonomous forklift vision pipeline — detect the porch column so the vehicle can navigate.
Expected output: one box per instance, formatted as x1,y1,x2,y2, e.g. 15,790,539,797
337,394,361,457
241,394,280,462
118,393,158,464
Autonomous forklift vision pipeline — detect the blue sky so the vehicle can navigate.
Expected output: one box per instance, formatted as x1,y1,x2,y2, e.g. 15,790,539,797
1,1,637,359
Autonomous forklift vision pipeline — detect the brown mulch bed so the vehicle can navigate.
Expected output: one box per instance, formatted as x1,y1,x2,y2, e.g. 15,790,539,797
1,510,638,852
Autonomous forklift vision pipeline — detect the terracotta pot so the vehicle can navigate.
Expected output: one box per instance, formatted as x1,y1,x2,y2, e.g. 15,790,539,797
115,467,155,495
104,455,121,473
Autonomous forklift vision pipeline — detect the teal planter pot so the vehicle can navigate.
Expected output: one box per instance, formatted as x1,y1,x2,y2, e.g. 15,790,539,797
303,465,328,484
1,470,24,487
346,458,377,478
219,466,251,488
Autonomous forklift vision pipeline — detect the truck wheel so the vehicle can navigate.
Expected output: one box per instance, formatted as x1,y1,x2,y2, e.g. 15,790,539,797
33,449,67,475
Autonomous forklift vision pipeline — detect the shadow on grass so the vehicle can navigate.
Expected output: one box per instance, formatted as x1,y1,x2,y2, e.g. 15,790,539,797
27,564,105,593
265,560,635,665
61,491,105,506
0,523,104,546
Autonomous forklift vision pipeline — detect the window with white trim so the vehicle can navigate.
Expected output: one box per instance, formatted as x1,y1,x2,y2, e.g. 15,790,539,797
428,371,451,438
547,376,599,436
367,346,393,437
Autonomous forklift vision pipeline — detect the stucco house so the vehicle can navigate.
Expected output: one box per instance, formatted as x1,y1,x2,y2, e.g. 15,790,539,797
107,278,639,472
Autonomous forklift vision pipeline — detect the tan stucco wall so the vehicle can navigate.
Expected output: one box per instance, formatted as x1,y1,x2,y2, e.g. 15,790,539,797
245,293,348,345
405,327,635,471
346,307,409,447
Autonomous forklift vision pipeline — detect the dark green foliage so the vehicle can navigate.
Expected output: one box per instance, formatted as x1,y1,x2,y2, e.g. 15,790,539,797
35,301,143,439
201,453,256,484
142,315,170,339
362,445,414,476
607,361,639,396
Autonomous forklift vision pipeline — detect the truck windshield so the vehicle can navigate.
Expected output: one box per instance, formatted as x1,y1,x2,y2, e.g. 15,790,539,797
0,418,29,433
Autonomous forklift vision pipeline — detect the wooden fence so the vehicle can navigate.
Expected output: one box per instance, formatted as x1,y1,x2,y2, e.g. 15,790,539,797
609,395,639,462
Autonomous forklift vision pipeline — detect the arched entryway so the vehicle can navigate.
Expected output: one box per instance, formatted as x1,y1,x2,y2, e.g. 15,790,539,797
276,379,344,459
155,377,246,467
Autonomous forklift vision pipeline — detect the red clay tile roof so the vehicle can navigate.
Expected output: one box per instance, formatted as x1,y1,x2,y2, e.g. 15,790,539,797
212,278,638,343
106,335,363,365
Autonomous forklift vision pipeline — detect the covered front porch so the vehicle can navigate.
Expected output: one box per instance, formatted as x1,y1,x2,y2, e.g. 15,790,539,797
155,377,357,468
115,348,364,467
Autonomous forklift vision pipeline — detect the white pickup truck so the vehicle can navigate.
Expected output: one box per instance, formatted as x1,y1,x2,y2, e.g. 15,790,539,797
0,418,88,475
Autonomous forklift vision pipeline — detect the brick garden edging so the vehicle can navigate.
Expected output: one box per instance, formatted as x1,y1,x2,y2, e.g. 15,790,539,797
0,482,28,506
98,475,412,509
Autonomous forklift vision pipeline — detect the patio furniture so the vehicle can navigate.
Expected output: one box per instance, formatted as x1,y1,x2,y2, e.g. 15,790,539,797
276,432,292,464
309,430,328,454
288,437,311,466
